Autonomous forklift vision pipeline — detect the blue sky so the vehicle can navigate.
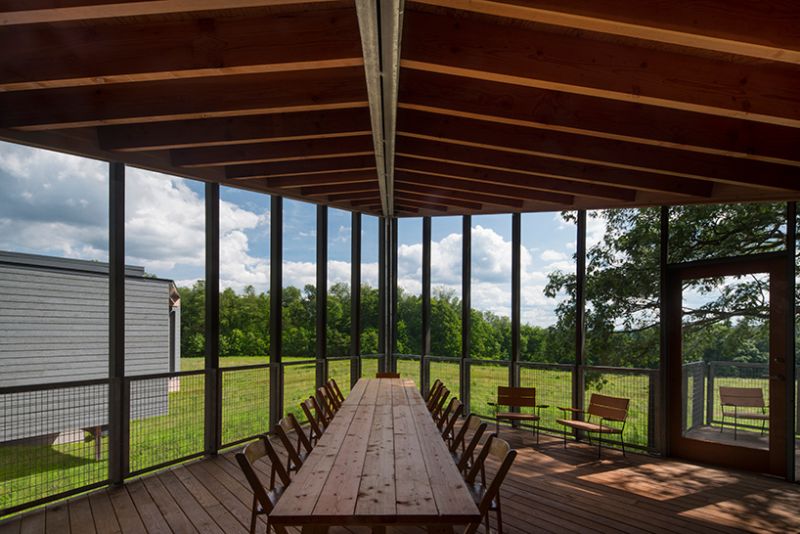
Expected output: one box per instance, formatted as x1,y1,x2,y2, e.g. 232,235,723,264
0,141,581,326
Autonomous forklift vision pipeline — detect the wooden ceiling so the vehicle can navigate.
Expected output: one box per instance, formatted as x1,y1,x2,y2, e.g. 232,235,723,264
1,0,799,217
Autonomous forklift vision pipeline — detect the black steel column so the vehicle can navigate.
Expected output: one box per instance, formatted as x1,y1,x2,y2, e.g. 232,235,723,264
269,196,283,430
511,213,521,389
422,217,432,392
390,217,398,373
316,205,328,389
785,202,796,481
461,216,472,412
204,182,221,456
378,216,386,372
574,210,587,427
108,162,128,485
658,205,669,455
350,212,362,386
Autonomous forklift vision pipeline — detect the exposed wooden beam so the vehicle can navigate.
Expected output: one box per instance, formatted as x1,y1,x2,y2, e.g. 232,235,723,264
393,205,420,214
395,189,482,211
247,169,377,188
392,195,449,212
327,190,381,202
0,1,342,25
172,135,374,167
397,108,800,191
396,155,635,201
413,0,800,64
301,182,379,196
402,9,800,127
226,154,376,179
396,134,713,198
399,70,800,167
1,8,362,91
99,108,372,152
394,180,523,208
394,167,573,205
0,66,367,130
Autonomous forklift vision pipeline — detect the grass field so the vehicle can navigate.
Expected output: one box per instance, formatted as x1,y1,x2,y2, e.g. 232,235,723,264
0,356,793,515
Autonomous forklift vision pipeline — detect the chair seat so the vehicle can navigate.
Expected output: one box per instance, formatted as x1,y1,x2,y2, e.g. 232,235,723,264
722,411,769,420
557,419,622,434
496,412,540,421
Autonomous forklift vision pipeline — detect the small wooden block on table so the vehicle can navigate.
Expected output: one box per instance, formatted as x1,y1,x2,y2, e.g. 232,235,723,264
270,378,480,530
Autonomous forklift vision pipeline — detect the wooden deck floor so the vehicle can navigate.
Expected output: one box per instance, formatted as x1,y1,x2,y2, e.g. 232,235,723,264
1,429,799,534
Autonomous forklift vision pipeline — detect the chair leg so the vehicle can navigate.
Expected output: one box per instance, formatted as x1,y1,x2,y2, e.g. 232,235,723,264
485,510,491,534
563,425,567,449
250,496,258,534
621,436,626,457
597,434,602,459
496,495,504,534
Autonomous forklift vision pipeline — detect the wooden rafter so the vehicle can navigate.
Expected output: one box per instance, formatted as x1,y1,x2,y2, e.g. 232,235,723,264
393,179,523,208
226,155,377,180
300,182,379,196
250,169,377,188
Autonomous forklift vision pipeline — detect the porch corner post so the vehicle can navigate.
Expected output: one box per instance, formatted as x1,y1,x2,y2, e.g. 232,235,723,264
350,212,362,386
461,215,472,413
658,205,669,455
269,196,283,431
574,210,587,430
390,217,398,372
785,201,796,481
422,216,432,394
204,182,221,456
316,205,328,389
378,216,386,372
511,213,521,389
108,162,128,485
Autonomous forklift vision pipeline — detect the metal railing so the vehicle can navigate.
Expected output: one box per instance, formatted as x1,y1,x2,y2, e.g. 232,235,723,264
220,364,270,448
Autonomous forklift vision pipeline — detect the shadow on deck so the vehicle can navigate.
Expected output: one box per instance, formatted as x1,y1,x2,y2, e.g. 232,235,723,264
1,429,798,534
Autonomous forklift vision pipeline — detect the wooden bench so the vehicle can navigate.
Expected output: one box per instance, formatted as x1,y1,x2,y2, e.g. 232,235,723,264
719,386,768,439
488,386,546,444
557,393,629,457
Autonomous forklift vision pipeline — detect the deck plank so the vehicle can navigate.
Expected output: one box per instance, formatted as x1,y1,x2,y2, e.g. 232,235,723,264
67,498,96,534
125,479,170,534
106,487,146,534
140,474,197,534
87,491,120,534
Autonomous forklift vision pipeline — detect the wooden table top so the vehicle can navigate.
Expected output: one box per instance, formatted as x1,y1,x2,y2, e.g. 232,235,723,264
270,378,481,527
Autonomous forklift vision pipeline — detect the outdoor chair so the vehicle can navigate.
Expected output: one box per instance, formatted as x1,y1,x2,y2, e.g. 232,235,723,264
274,413,313,477
316,386,337,419
327,378,345,403
235,435,293,534
426,381,445,412
431,387,451,424
488,386,546,445
557,393,630,457
439,397,464,443
300,397,328,445
376,371,401,378
464,435,518,534
323,382,342,411
719,386,769,439
425,379,443,403
449,414,488,475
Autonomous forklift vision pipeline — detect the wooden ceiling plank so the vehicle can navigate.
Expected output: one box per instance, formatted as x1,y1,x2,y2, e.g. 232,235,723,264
399,70,800,167
301,182,379,196
394,168,573,205
0,66,367,130
402,9,800,127
391,195,449,212
247,169,377,188
396,134,713,198
393,180,523,208
397,108,800,192
395,189,481,210
171,135,375,167
0,1,343,25
328,191,380,202
99,108,372,152
226,154,376,179
412,0,800,65
1,7,362,91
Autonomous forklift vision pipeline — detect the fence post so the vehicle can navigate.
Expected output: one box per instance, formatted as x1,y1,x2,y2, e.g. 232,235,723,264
648,371,657,450
706,362,715,426
681,365,688,433
422,356,430,397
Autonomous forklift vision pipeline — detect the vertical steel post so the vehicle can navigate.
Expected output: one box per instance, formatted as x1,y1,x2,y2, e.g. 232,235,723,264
204,182,221,456
422,217,432,393
378,216,386,372
390,217,398,373
785,201,796,481
269,196,283,430
461,215,472,412
574,210,587,429
511,213,521,389
108,162,128,485
659,205,669,454
350,212,362,386
316,205,328,389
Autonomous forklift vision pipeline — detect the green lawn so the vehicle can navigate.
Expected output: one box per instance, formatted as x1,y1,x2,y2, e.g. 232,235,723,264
0,357,790,516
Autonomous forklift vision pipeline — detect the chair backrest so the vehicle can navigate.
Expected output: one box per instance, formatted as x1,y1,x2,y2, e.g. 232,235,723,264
464,435,517,534
316,387,336,419
275,415,310,472
450,414,488,473
719,387,765,408
323,382,342,411
426,381,445,411
301,397,327,440
432,387,450,420
587,393,629,422
327,378,345,402
425,379,443,402
438,397,463,432
235,435,291,515
286,412,313,454
497,386,536,408
376,372,401,379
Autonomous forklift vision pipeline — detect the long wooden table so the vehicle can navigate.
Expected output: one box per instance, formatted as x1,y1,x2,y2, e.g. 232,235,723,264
270,378,480,531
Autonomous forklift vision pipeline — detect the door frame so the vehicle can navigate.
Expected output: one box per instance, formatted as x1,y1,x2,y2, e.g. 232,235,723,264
665,253,789,476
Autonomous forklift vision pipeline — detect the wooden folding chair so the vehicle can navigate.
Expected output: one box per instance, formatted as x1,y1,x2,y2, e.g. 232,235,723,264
431,387,450,424
426,381,445,412
425,379,443,403
316,386,336,419
449,414,488,475
274,413,313,476
322,382,342,411
235,435,292,534
300,397,328,444
376,371,400,378
327,378,345,403
464,435,518,534
438,397,464,436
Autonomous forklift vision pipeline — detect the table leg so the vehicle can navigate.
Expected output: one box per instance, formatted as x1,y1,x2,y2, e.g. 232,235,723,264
426,525,455,534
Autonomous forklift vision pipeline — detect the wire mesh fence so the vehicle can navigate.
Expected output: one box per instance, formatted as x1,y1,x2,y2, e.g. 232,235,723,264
396,355,421,386
327,357,354,396
518,363,574,433
468,360,510,418
708,362,769,430
0,380,109,515
127,370,205,474
220,365,269,447
282,360,317,424
428,357,461,400
360,354,381,379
